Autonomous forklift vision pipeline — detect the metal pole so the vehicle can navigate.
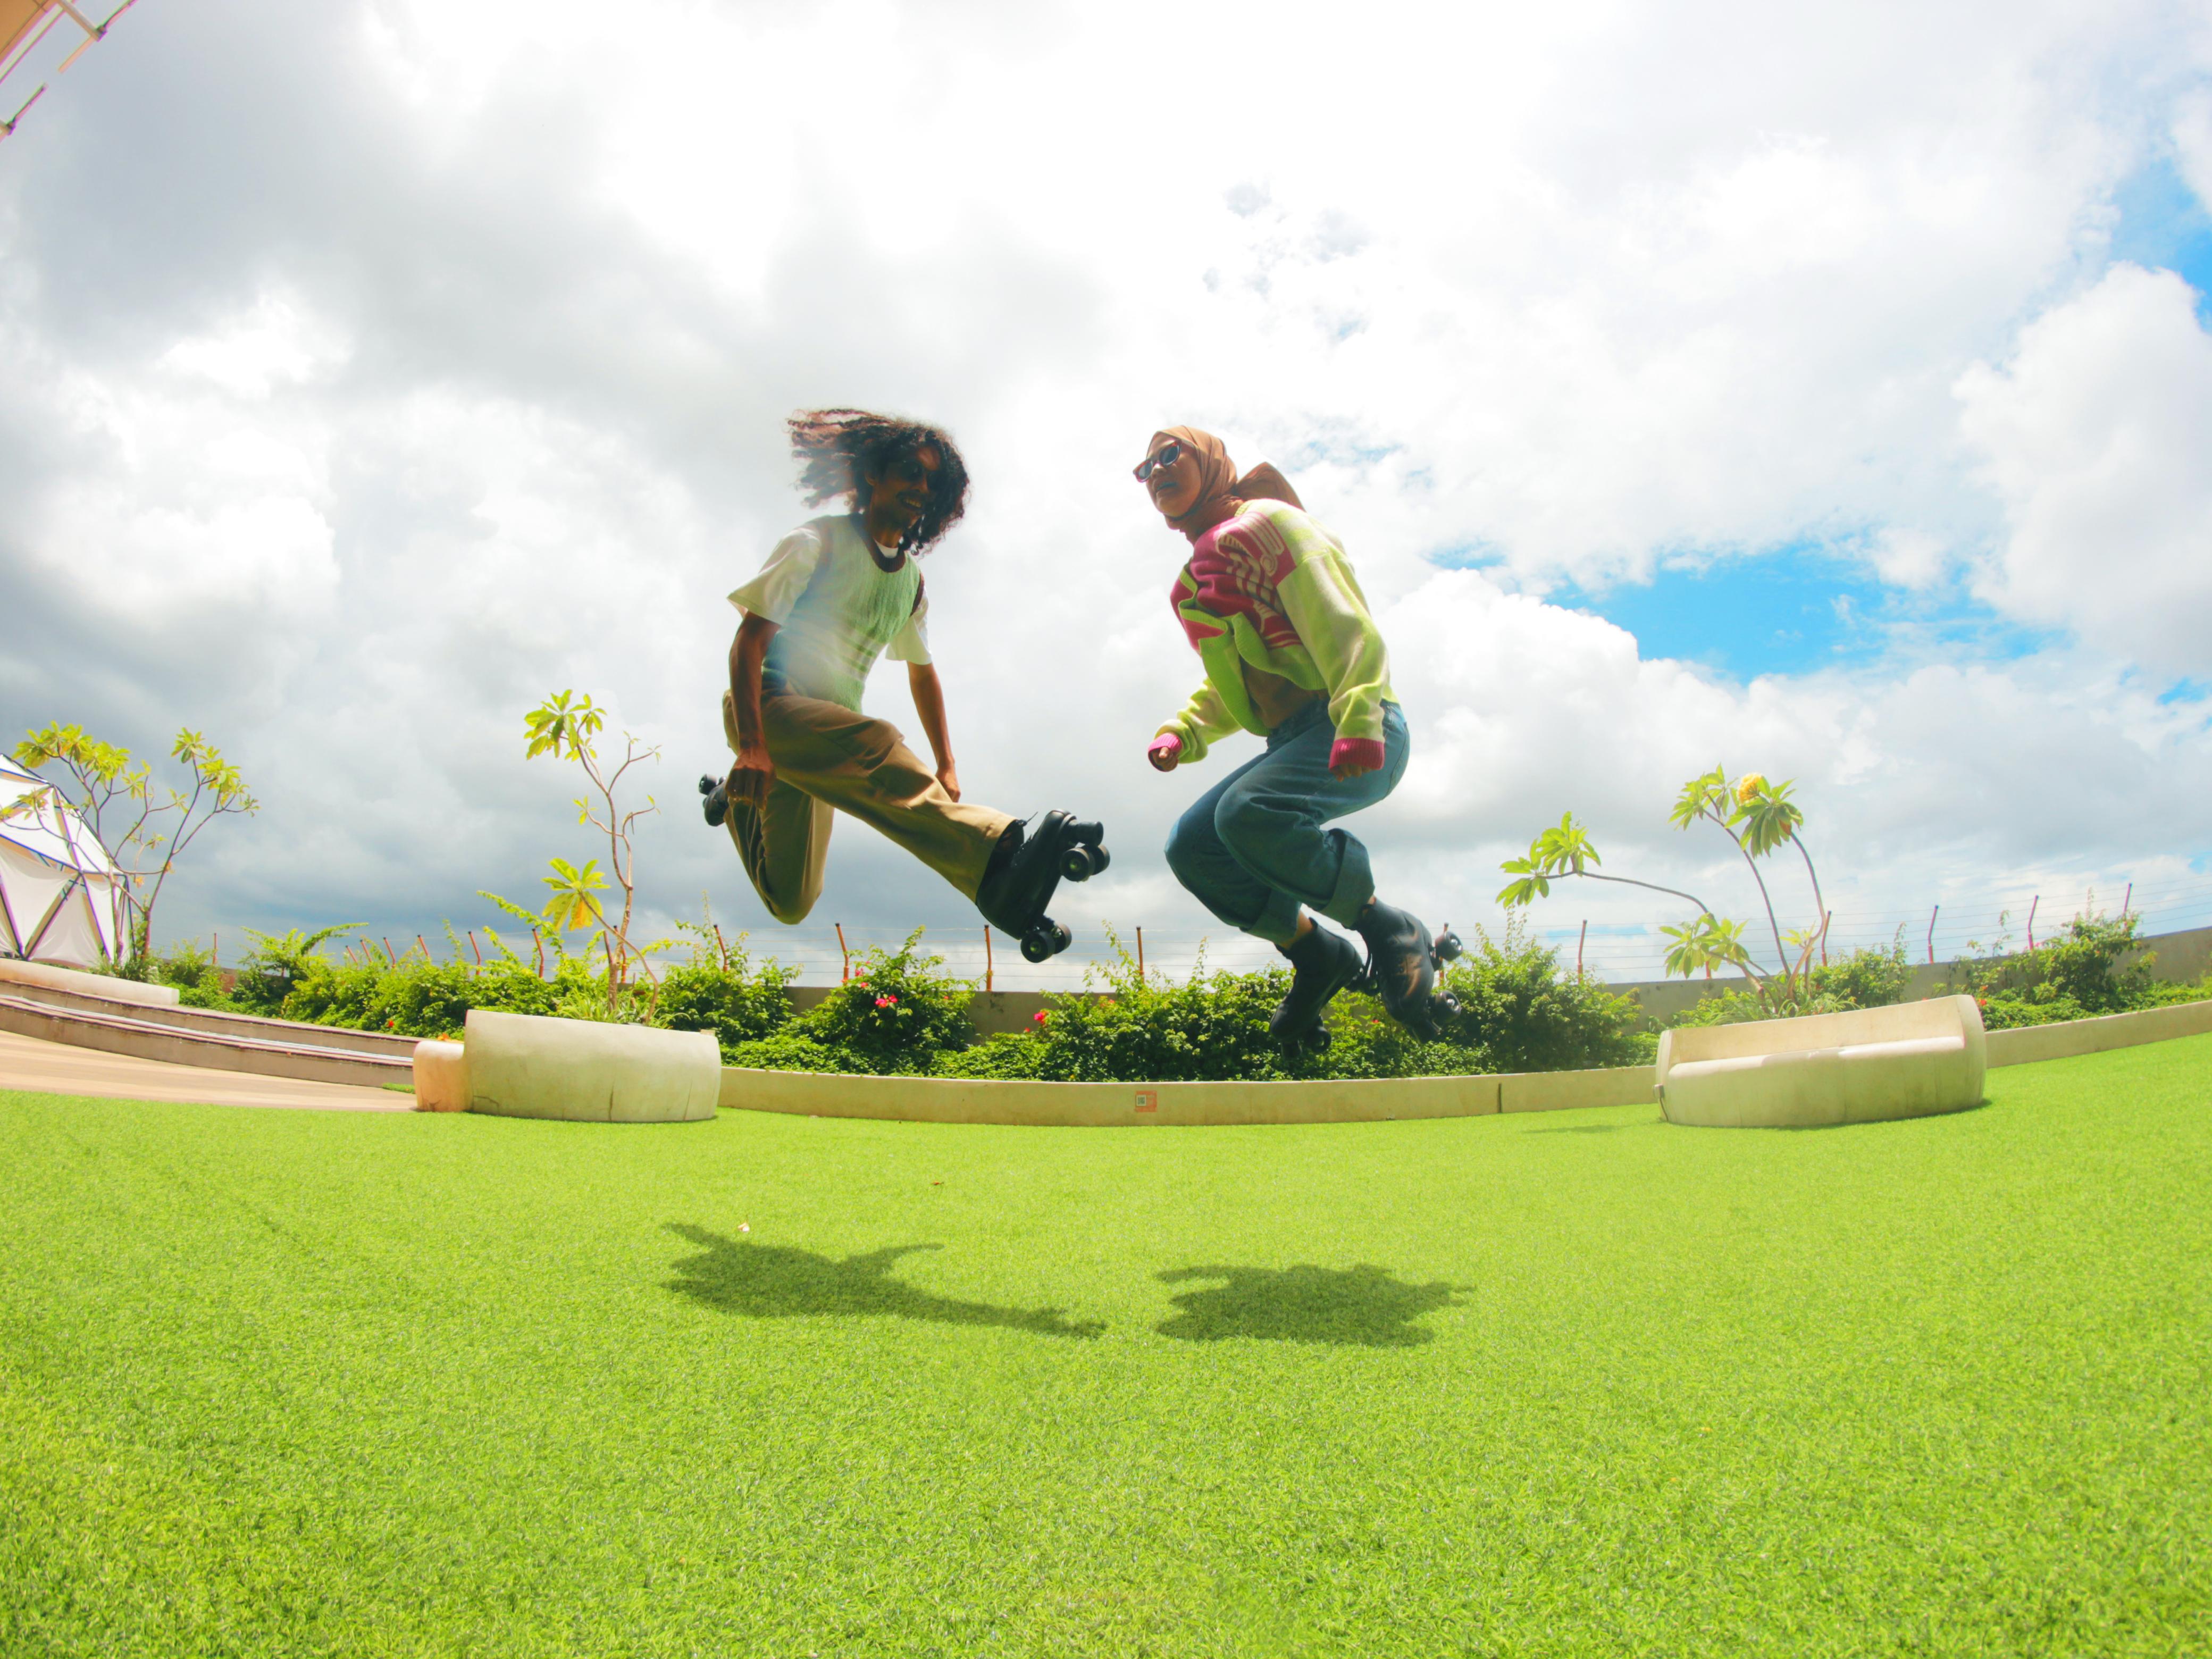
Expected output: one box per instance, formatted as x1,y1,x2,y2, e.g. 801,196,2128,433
983,926,993,994
835,923,849,983
417,934,429,962
1926,906,1938,966
1137,926,1145,978
1577,919,1587,978
2122,882,2132,918
468,931,482,966
383,936,399,966
2027,895,2039,952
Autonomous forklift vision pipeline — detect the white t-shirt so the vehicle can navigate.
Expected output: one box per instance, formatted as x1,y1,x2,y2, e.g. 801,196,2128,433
728,515,931,710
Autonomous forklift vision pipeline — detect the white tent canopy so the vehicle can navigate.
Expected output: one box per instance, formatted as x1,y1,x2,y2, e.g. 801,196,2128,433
1,753,128,966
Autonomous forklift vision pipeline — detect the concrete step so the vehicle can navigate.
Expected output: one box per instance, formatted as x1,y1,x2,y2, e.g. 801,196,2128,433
0,994,414,1091
0,976,421,1058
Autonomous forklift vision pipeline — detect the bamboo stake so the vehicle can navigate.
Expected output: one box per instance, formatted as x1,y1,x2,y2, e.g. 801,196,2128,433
1926,905,1939,966
1577,919,1587,978
2122,882,2132,918
983,926,993,994
383,936,398,966
2027,895,2039,952
835,923,850,983
416,934,429,962
1136,926,1145,978
468,931,482,966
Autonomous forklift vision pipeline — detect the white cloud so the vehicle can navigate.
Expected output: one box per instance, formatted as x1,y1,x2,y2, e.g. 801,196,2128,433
1957,263,2212,678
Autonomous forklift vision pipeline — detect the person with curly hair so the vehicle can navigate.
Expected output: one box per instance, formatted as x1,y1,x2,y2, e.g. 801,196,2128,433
702,409,1106,959
1137,426,1454,1051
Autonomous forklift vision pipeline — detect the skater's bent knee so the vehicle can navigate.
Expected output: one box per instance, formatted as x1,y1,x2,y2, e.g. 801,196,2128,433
1163,812,1216,883
1212,787,1287,857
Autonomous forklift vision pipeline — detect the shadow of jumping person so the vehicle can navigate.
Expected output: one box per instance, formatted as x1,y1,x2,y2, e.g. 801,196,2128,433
1154,1264,1462,1347
664,1225,1104,1339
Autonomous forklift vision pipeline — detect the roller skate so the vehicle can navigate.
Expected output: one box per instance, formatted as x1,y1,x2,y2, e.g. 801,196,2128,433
1269,924,1365,1059
976,810,1110,963
1354,901,1463,1040
698,772,730,829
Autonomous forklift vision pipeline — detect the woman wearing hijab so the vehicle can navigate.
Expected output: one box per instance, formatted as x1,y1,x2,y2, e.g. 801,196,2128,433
1138,426,1452,1052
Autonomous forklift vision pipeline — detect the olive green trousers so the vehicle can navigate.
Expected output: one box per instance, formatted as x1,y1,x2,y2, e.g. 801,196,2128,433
720,690,1013,924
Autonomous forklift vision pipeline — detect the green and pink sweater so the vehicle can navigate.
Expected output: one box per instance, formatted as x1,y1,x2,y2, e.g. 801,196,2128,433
1155,499,1396,772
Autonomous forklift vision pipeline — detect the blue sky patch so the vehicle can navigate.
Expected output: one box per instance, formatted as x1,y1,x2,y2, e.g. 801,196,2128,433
1545,542,2055,680
2108,157,2212,316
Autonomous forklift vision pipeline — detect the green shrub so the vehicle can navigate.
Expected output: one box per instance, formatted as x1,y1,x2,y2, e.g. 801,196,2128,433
1809,935,1914,1009
1432,920,1652,1071
648,928,794,1058
147,939,234,1009
933,921,1649,1084
1961,914,2155,1021
787,931,977,1075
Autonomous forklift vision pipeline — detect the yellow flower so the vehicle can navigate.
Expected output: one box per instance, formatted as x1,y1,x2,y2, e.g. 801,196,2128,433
1735,773,1765,806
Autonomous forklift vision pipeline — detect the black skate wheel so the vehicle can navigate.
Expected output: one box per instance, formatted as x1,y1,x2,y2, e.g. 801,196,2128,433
1088,843,1111,875
1060,845,1097,881
698,775,716,796
1434,927,1463,962
1019,925,1058,963
1432,992,1461,1019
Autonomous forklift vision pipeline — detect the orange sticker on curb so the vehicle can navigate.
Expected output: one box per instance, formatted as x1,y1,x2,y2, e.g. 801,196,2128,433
1134,1090,1158,1114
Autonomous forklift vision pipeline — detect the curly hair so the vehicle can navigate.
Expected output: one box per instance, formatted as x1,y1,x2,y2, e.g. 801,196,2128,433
787,408,971,555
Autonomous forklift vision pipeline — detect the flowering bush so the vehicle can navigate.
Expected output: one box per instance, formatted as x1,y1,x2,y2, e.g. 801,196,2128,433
727,930,976,1075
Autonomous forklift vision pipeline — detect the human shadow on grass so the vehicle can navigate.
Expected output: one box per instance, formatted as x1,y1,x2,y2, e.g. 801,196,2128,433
664,1225,1103,1339
1154,1264,1462,1347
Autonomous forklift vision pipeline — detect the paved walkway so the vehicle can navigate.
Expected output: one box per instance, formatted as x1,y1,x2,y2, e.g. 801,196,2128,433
0,1028,416,1112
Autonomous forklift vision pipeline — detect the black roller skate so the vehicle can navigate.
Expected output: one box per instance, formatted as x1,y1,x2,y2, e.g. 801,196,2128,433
1270,924,1365,1059
699,773,730,829
976,810,1110,963
1354,901,1463,1040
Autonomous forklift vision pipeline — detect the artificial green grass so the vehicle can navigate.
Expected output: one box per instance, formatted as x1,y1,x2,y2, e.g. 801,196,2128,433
3,1041,2209,1657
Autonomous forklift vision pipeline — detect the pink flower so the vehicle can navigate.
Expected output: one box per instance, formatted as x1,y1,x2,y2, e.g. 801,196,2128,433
1033,1010,1050,1024
875,994,898,1008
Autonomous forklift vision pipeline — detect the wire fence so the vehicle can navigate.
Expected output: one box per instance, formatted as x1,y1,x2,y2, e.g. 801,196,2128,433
681,871,2212,992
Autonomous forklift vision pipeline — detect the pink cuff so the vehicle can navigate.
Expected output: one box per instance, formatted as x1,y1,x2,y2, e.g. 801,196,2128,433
1330,737,1386,773
1147,734,1184,766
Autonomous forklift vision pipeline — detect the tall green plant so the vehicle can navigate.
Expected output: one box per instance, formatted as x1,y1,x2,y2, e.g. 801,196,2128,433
515,690,665,1011
1497,767,1832,1016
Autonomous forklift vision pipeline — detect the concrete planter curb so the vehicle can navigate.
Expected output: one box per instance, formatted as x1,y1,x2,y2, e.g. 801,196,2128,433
462,1010,718,1122
1983,996,2212,1064
715,1062,1657,1127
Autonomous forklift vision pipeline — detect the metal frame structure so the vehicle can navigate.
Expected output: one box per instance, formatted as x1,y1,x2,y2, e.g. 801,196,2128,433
2,0,138,142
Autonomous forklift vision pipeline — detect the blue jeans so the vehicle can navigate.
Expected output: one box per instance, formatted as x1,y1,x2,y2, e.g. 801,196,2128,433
1164,701,1411,946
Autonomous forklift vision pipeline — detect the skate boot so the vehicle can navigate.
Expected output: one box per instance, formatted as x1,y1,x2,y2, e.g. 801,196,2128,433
1354,900,1462,1040
1269,924,1365,1059
699,772,730,829
976,810,1110,963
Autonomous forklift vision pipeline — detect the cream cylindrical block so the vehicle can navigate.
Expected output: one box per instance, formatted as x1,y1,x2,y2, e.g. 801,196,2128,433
462,1009,718,1122
412,1039,469,1112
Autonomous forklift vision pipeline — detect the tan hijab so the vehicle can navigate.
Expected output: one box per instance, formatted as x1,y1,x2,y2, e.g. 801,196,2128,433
1151,426,1302,541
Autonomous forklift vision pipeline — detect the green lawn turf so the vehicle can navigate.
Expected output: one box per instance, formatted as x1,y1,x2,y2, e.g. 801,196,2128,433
3,1040,2209,1658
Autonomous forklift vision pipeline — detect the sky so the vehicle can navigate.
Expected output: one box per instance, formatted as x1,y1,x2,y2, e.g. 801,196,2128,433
2,0,2210,989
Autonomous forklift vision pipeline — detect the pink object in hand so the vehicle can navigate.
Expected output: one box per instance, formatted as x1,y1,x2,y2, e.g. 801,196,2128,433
1330,737,1386,775
1147,734,1184,768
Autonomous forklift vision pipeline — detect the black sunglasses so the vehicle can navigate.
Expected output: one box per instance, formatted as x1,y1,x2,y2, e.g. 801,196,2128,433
1133,440,1184,483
